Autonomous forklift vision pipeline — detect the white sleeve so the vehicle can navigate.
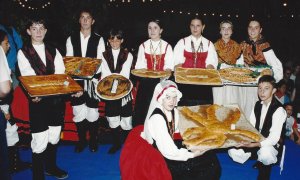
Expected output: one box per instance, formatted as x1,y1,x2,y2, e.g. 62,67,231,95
17,50,36,76
173,39,185,66
205,42,218,69
65,37,73,56
148,114,194,161
0,104,9,114
263,50,283,82
135,44,147,69
260,107,287,147
96,37,106,59
54,49,65,74
100,58,111,80
236,54,245,65
120,53,133,79
163,45,174,70
0,53,11,82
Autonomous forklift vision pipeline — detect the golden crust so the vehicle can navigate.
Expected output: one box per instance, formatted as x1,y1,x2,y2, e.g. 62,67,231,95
131,69,171,78
219,67,257,83
63,56,101,77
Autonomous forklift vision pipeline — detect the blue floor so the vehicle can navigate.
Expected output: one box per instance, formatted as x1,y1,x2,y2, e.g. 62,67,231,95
12,139,300,180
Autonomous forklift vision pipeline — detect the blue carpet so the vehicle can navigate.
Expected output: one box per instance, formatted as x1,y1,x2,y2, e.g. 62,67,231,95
12,139,300,180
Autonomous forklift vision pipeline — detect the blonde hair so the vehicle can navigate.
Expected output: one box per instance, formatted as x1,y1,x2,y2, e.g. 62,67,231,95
219,20,233,30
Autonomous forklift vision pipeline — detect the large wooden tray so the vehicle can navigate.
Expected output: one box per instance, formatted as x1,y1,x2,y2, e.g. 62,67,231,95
19,74,83,97
63,56,101,79
131,69,171,79
178,104,263,155
96,74,132,100
175,67,222,85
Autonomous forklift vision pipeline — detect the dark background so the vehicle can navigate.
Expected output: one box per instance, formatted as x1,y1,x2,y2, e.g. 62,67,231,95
1,0,299,66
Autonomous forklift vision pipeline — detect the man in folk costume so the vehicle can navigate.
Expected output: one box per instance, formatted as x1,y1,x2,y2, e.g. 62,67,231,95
100,29,133,154
17,18,70,180
213,20,242,106
238,19,283,119
66,8,105,153
174,16,218,106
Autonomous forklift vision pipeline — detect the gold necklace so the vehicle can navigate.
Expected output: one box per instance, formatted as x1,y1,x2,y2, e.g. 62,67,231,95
150,40,162,70
191,40,203,67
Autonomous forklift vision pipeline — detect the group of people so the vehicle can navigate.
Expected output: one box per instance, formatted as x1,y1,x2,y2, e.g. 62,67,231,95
0,6,298,180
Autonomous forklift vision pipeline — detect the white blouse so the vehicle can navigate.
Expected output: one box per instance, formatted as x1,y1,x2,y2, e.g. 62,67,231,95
66,32,105,59
0,46,11,82
17,44,65,76
135,39,174,70
101,49,133,79
173,35,218,69
141,107,194,161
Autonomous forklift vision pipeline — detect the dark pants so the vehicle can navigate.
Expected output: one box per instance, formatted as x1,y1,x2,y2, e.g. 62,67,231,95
105,98,132,117
0,113,10,180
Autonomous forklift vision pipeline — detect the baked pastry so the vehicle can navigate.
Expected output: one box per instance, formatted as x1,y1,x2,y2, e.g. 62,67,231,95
131,69,171,78
175,67,222,85
219,67,257,83
97,74,132,100
63,56,101,78
19,74,82,97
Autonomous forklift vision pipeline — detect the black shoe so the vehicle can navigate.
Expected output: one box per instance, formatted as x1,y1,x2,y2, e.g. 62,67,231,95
89,142,98,152
108,144,121,154
74,143,86,153
45,167,68,179
252,161,262,169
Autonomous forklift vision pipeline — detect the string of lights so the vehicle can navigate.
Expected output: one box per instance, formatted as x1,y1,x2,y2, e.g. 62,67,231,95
15,0,51,10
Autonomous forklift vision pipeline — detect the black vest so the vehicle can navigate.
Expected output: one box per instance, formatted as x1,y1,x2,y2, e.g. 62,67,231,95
254,98,285,139
102,48,129,74
70,32,101,58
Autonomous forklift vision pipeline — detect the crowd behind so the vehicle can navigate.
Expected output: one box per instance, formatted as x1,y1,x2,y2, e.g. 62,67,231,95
1,7,300,180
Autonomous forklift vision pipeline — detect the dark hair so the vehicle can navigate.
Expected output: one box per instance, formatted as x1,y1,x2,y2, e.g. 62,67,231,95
190,16,205,25
258,75,276,88
79,8,95,20
219,20,233,30
0,30,7,43
248,18,262,28
148,19,163,29
26,16,47,29
284,102,293,108
108,29,124,40
276,79,287,89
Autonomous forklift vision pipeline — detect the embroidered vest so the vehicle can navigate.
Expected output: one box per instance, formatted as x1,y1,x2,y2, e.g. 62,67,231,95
214,39,241,65
70,32,101,58
254,98,285,139
21,43,56,75
102,48,129,73
182,38,209,68
143,43,168,70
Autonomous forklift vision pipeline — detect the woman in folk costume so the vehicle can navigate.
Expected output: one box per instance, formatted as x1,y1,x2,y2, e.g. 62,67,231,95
173,16,218,106
213,20,242,106
100,29,133,154
238,19,283,119
17,18,72,180
66,8,105,153
120,80,221,180
133,19,174,126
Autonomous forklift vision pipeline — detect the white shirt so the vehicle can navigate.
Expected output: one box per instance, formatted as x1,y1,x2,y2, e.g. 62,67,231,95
249,101,287,147
0,46,11,82
285,116,295,136
141,107,194,161
173,35,218,69
17,43,65,76
66,32,105,59
135,39,174,70
101,49,133,79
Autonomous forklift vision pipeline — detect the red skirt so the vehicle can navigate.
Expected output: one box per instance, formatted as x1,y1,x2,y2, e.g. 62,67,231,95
120,125,172,180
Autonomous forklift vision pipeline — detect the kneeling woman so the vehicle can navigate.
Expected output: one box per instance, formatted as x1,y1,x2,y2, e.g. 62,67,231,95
141,80,221,179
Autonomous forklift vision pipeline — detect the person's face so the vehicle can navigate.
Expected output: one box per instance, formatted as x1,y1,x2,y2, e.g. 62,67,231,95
27,23,47,44
162,91,177,111
148,22,162,41
248,21,262,41
1,36,10,54
278,84,287,94
190,19,205,38
220,23,233,40
258,82,276,103
285,105,293,117
79,12,94,30
295,66,300,74
284,70,292,79
108,36,123,50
